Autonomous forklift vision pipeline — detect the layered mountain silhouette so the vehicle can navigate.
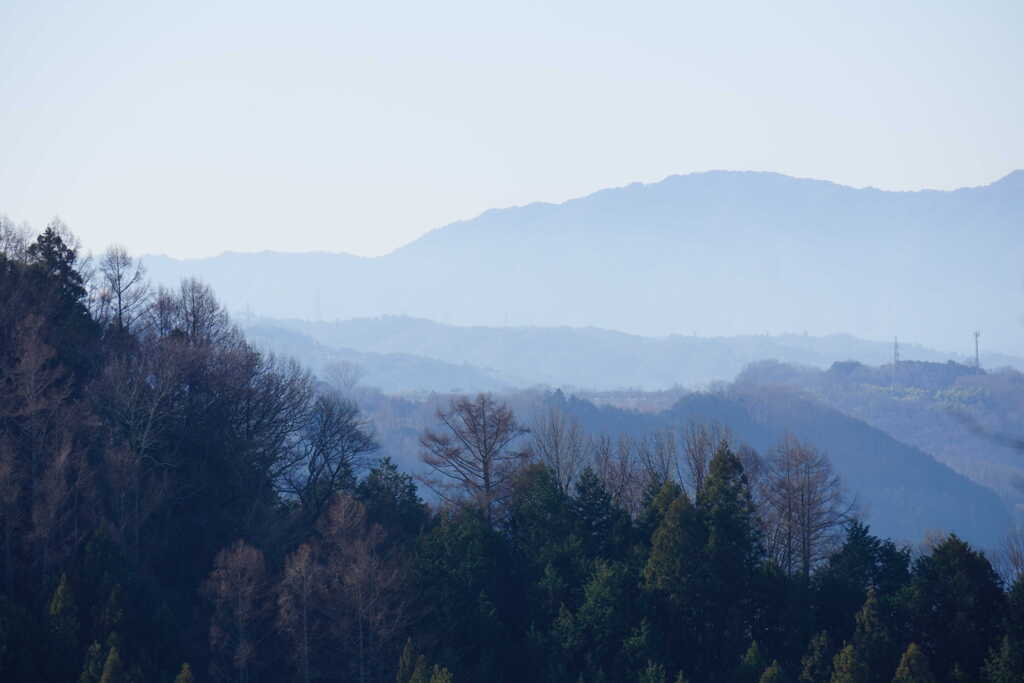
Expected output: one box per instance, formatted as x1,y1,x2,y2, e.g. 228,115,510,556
246,316,1024,392
144,169,1024,354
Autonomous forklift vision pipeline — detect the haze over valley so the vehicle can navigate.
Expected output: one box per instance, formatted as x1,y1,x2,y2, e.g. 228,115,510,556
144,169,1024,355
4,2,1023,680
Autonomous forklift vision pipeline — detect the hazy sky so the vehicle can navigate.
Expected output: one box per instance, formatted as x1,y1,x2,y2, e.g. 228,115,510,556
2,1,1021,258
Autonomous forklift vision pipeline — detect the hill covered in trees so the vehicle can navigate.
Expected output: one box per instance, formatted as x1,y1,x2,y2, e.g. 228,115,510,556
735,359,1024,524
242,315,1024,392
2,219,1023,682
144,169,1024,354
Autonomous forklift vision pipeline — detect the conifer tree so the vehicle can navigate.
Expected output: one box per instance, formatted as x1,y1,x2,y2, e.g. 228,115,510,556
638,660,667,683
99,646,125,683
429,665,454,683
981,636,1024,683
851,588,892,680
174,663,195,683
760,661,785,683
409,654,431,683
830,643,868,683
49,573,80,680
800,632,833,683
78,641,104,683
397,638,417,683
49,573,79,645
737,641,766,683
644,491,704,605
891,643,935,683
909,534,1004,680
698,442,763,678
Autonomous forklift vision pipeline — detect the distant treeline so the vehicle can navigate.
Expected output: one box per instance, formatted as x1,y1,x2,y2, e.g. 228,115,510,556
1,219,1022,682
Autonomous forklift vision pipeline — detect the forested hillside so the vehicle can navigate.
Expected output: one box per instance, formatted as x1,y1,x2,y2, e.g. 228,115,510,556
735,360,1024,523
242,316,1024,393
1,221,1021,682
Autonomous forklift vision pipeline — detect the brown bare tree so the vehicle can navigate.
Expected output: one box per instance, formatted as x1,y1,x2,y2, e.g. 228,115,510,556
530,405,591,493
680,422,731,498
323,360,364,396
993,525,1024,586
97,245,150,333
760,435,855,580
277,543,322,683
593,434,644,518
203,540,268,683
321,495,407,683
419,393,529,521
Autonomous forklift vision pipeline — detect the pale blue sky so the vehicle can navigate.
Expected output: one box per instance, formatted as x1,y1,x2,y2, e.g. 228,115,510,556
1,0,1021,258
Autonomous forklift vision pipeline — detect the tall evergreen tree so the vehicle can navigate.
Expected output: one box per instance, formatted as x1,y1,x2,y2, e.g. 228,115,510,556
981,636,1024,683
799,632,833,683
174,663,195,683
830,643,868,683
79,641,105,683
98,646,125,683
760,660,786,683
908,534,1005,680
697,441,763,681
891,643,935,683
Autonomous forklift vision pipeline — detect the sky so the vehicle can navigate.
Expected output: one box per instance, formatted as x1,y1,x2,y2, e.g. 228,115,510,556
1,0,1021,259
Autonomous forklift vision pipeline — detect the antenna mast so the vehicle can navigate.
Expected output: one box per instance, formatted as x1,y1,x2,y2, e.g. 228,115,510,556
974,331,981,369
892,336,900,391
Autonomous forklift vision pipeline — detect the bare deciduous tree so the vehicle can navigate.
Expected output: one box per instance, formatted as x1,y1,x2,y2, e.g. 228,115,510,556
593,434,644,518
320,495,407,683
0,215,30,260
97,245,149,333
638,429,677,485
277,543,322,683
993,525,1024,586
324,360,364,396
760,435,855,580
419,393,529,521
530,405,591,493
278,392,378,525
680,422,731,498
204,540,268,683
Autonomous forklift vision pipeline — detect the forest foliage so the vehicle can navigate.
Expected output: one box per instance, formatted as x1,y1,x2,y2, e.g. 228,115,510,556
1,219,1022,682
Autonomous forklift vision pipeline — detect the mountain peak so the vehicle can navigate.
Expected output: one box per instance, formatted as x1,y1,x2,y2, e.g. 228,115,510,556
994,169,1024,185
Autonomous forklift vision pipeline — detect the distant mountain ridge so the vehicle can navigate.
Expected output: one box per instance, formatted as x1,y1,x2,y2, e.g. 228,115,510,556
245,315,1024,392
143,170,1024,353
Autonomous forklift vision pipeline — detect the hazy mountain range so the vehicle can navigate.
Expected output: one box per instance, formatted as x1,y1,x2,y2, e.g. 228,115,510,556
242,315,1023,393
144,169,1024,354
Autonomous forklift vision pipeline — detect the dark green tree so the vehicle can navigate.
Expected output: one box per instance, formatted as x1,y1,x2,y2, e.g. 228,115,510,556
908,534,1005,680
174,663,195,683
573,467,632,563
760,660,786,683
981,636,1024,683
799,632,833,683
891,643,935,683
358,457,429,542
98,646,125,683
49,573,81,680
697,442,763,681
830,643,867,683
737,641,766,683
639,660,667,683
79,641,105,683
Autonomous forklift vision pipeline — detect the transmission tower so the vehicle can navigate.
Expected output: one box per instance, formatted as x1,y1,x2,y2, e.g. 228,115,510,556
891,336,900,391
974,331,981,369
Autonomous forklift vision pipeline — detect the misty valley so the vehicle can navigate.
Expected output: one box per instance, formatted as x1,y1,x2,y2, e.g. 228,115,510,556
1,171,1023,682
